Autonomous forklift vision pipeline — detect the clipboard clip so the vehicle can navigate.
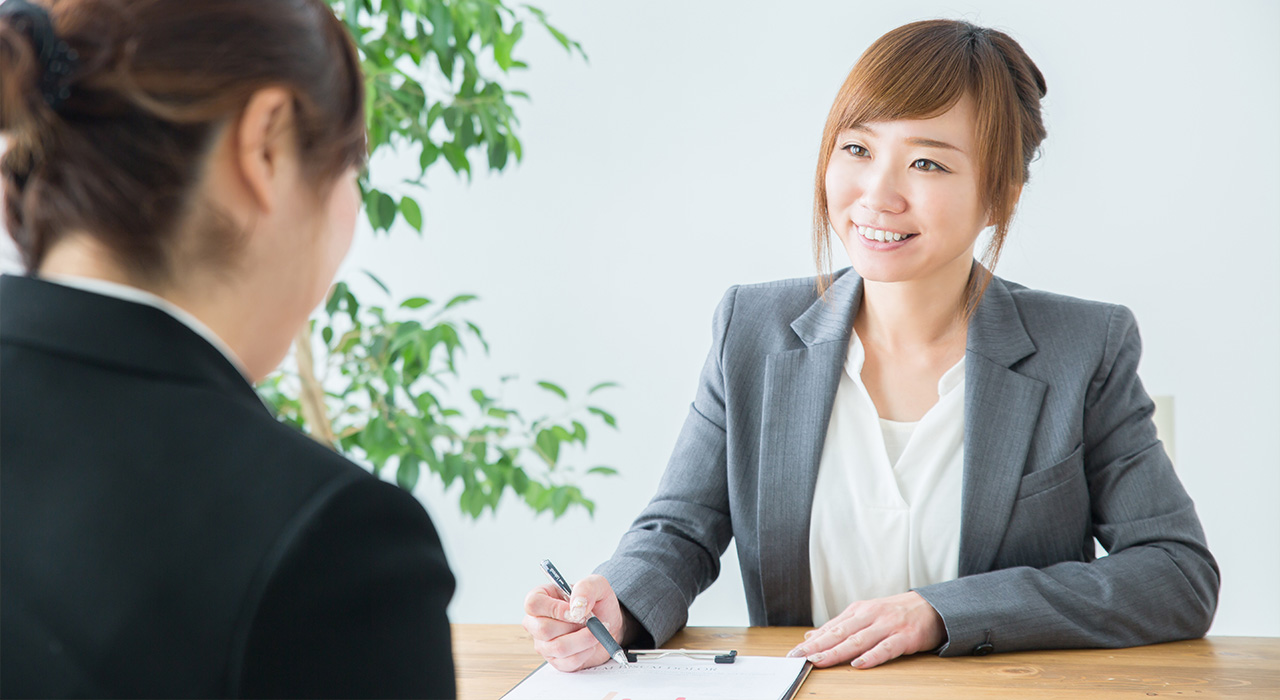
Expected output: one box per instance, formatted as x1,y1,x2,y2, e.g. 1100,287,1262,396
625,648,738,664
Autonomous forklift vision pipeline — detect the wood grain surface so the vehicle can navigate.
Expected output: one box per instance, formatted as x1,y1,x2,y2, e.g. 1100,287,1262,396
453,624,1280,699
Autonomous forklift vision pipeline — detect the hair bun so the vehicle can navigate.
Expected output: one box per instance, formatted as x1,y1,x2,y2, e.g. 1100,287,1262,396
0,15,43,132
1030,58,1047,99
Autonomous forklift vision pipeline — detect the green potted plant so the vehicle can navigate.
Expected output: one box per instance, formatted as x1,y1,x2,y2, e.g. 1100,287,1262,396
260,0,618,519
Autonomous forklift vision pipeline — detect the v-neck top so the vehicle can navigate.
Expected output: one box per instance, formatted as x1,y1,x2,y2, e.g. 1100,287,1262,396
809,329,965,625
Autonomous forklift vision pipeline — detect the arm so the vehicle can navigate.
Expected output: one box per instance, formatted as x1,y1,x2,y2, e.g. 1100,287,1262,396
594,287,740,647
237,477,456,699
915,305,1219,655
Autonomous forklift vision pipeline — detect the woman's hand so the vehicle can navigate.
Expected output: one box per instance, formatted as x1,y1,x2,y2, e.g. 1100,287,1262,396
787,591,945,669
522,574,629,672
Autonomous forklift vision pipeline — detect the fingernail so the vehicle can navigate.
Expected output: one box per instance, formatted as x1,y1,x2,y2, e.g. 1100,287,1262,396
851,657,865,668
803,631,816,639
807,652,825,663
566,597,588,622
786,647,806,658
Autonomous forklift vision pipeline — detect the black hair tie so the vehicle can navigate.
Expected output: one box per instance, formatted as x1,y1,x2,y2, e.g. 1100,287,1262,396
0,0,78,111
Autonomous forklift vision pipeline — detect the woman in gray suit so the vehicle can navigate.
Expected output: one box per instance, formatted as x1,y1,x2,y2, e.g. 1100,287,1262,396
522,19,1218,671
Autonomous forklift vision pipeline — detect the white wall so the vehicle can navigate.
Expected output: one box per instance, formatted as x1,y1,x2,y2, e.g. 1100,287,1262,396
341,0,1278,637
6,0,1276,638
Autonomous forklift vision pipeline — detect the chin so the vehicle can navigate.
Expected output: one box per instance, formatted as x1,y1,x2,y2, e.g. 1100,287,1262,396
844,250,917,283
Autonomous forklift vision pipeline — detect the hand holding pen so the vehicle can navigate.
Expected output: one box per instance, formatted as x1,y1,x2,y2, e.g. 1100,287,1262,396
521,561,631,672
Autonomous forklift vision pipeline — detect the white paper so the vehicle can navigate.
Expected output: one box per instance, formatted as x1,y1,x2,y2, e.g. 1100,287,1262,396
501,655,810,700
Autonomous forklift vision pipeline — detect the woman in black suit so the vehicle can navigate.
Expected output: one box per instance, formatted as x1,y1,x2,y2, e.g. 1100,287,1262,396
0,1,455,697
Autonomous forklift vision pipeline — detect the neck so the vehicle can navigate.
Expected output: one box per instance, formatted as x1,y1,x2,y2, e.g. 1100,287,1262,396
37,233,276,382
854,254,975,351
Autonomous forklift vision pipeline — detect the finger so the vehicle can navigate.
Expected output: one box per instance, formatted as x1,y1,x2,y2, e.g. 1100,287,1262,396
789,615,870,659
851,632,909,669
797,603,868,649
522,613,581,642
533,626,602,662
524,584,573,621
546,642,611,673
566,574,614,623
805,625,889,668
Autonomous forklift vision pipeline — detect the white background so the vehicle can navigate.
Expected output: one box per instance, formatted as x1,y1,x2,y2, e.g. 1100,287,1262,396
5,0,1277,638
355,0,1278,637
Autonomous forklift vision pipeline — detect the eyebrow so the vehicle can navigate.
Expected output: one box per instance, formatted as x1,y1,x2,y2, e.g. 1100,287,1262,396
850,124,965,154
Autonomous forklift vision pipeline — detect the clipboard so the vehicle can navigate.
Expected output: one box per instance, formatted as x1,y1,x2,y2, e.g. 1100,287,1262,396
501,650,813,700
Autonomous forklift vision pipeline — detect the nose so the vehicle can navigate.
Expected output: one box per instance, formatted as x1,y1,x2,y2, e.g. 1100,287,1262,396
855,162,907,216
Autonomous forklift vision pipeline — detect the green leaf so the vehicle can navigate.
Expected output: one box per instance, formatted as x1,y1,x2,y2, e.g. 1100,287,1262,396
509,467,530,494
444,293,479,310
536,381,567,399
587,466,618,476
400,296,432,309
524,481,550,511
375,191,398,231
321,326,334,345
535,428,559,466
363,270,391,295
466,321,490,354
397,455,421,491
487,137,509,170
420,141,440,170
325,281,348,315
442,141,470,175
460,486,485,518
587,406,617,428
401,196,423,232
587,381,619,395
551,486,571,518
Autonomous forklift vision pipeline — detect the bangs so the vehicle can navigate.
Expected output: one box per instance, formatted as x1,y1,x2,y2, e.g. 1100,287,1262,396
836,23,977,130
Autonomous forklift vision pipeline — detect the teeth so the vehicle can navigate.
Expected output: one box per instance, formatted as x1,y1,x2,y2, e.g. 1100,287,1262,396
858,226,911,242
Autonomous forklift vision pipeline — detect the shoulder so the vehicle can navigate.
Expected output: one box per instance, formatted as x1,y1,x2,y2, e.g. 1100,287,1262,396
992,277,1144,395
998,277,1137,348
724,272,825,311
710,271,829,348
220,399,438,544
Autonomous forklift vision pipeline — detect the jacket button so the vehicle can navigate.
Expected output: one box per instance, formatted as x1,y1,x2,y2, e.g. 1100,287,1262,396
973,643,994,656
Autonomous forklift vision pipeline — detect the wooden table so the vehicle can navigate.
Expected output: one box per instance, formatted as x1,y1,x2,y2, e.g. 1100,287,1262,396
453,625,1280,699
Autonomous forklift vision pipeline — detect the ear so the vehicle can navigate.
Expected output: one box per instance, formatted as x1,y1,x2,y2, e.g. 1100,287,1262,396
233,87,296,214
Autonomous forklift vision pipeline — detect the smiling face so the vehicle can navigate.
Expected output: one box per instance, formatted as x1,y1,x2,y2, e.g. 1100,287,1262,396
825,94,990,286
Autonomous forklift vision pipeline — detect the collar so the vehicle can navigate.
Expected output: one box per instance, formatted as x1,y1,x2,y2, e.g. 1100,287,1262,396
790,265,1036,370
0,274,265,413
40,274,250,379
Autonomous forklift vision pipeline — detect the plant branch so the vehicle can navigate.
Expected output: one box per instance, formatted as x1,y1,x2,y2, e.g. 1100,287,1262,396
295,325,337,448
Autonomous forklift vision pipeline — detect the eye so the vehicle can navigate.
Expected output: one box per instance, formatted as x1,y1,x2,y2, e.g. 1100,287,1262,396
912,158,948,173
843,143,869,158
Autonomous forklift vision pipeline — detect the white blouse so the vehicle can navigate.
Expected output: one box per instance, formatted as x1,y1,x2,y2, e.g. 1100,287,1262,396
809,330,965,625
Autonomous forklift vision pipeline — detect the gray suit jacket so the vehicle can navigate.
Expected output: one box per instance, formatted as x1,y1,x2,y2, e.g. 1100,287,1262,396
596,268,1218,657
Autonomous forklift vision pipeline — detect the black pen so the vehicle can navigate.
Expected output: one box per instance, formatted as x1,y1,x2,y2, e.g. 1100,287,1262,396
540,559,630,667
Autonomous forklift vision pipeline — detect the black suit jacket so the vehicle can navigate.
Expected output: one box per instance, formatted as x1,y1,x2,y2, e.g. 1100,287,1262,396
0,275,457,698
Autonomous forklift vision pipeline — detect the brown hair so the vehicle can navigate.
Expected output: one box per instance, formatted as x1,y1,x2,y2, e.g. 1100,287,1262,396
813,19,1047,312
0,0,367,279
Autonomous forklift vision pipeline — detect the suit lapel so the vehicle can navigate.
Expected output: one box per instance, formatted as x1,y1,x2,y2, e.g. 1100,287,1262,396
959,275,1046,576
757,270,861,626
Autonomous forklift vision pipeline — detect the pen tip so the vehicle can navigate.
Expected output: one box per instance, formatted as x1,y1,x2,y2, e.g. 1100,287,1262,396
613,651,630,666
